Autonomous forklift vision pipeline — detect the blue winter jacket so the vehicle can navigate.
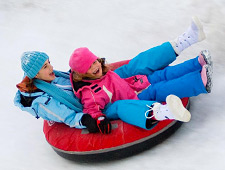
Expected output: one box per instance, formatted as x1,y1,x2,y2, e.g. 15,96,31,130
14,71,85,129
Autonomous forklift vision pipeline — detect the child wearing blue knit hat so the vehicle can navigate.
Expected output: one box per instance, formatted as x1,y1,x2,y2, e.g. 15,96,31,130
21,51,50,79
17,51,56,94
15,50,87,130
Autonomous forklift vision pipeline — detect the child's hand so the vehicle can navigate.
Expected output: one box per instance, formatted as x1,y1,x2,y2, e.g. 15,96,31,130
97,116,111,134
81,114,99,133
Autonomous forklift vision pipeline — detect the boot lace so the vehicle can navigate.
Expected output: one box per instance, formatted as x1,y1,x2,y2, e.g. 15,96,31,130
145,103,160,119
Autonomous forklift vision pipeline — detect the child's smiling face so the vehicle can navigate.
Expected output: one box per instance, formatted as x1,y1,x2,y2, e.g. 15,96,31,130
86,59,103,79
35,59,55,81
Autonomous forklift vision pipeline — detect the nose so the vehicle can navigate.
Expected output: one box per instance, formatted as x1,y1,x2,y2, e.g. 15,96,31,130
49,63,53,71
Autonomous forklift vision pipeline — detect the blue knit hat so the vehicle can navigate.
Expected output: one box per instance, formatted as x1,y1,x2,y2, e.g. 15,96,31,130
21,51,49,79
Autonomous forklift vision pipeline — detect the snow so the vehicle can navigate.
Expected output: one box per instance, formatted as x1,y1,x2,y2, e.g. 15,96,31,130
1,0,225,169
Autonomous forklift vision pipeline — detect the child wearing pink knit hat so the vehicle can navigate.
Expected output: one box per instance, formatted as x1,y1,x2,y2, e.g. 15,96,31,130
69,47,98,74
69,44,212,134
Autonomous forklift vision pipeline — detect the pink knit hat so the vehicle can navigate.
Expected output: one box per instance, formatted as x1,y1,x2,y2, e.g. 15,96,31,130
69,47,98,73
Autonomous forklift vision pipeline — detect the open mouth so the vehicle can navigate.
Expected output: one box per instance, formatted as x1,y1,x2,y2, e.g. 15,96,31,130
93,68,100,75
50,72,55,76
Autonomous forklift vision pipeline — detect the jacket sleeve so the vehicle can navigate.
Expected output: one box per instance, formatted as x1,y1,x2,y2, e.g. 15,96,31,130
80,87,107,119
14,91,85,129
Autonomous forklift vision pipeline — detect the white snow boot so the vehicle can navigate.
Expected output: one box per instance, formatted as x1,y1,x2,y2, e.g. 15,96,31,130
146,95,191,122
171,16,206,55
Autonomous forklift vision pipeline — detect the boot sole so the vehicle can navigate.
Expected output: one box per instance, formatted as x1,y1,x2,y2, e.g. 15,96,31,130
205,65,213,93
166,95,191,122
192,16,206,41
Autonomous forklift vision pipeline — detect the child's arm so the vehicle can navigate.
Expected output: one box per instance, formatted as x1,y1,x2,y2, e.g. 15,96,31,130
80,87,109,119
14,91,85,129
79,87,112,134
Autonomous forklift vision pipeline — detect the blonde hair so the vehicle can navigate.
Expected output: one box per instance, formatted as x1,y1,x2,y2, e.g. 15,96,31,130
72,58,109,82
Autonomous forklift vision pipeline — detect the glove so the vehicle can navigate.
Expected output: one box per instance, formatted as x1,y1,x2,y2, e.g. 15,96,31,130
96,116,111,134
81,114,99,133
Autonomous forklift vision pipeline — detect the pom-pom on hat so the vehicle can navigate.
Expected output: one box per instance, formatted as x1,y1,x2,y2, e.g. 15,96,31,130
21,51,49,79
69,47,98,74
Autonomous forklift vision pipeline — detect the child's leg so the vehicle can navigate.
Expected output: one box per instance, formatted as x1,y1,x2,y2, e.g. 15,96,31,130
114,42,177,78
104,100,156,129
104,96,191,130
138,71,207,102
170,16,205,55
114,17,205,79
148,57,202,84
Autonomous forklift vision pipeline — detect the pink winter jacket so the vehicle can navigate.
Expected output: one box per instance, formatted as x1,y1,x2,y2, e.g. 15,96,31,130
72,70,150,119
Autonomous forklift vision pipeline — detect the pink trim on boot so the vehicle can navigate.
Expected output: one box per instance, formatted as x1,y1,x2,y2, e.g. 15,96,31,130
201,65,207,86
198,54,206,67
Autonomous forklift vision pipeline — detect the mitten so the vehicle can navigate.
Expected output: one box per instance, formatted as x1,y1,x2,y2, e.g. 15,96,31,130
96,116,111,134
81,114,99,133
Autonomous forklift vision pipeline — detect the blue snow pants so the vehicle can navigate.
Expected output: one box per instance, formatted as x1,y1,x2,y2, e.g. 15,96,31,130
104,42,177,129
104,100,156,129
114,42,176,78
137,57,208,102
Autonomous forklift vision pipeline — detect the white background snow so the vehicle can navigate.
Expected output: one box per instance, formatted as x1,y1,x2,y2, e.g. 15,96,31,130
1,0,225,170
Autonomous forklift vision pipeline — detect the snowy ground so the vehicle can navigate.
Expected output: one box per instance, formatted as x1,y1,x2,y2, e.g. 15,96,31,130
1,0,225,170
